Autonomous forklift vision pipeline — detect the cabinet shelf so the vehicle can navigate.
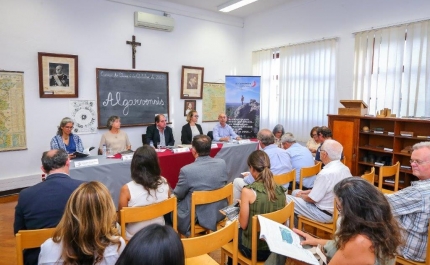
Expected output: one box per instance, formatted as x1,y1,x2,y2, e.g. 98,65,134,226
329,114,430,191
358,146,393,154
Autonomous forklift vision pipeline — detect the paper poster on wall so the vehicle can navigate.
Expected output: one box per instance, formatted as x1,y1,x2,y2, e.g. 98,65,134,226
225,76,261,139
202,82,225,122
0,71,27,152
69,100,97,134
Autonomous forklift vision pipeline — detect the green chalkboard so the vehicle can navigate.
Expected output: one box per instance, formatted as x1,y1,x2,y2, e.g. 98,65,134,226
96,68,169,128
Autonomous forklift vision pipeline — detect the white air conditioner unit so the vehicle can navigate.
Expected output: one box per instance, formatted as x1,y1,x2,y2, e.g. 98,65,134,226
134,11,175,32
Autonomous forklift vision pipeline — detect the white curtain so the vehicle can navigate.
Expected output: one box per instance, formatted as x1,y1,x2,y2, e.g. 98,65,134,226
278,39,337,142
252,49,277,130
353,20,430,117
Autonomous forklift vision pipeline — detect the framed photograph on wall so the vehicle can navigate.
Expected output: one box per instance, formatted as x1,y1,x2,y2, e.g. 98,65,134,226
38,52,78,98
184,100,196,116
180,65,204,99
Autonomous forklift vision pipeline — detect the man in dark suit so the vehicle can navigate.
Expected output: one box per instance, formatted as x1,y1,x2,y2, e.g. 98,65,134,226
14,149,83,265
146,114,175,148
173,135,228,237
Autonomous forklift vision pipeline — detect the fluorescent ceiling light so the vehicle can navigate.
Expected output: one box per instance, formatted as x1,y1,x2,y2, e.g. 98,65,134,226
218,0,258,12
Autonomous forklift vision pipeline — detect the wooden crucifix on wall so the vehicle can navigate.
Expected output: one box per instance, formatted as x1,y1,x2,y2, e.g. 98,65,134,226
126,35,141,69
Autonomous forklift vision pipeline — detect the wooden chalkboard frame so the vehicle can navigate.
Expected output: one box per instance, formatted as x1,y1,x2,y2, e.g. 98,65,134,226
96,68,170,128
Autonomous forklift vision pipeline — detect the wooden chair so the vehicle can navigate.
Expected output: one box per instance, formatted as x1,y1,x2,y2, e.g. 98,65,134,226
297,200,339,238
273,169,296,190
299,162,321,190
221,201,295,265
16,228,56,265
361,167,375,183
182,220,238,265
120,197,177,242
190,183,233,237
378,161,400,194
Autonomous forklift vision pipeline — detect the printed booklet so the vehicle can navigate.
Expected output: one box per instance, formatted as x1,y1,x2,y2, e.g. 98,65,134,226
258,215,326,265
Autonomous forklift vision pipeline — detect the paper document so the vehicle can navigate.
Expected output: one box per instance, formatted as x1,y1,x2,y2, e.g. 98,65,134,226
258,215,321,265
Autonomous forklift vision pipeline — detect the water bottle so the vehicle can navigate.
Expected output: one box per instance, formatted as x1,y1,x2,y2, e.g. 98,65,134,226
102,144,106,156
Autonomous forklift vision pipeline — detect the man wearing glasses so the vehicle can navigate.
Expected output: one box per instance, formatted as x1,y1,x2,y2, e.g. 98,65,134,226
386,142,430,262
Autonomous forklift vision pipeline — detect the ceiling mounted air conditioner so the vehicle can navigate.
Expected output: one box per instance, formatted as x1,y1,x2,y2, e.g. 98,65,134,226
134,11,175,32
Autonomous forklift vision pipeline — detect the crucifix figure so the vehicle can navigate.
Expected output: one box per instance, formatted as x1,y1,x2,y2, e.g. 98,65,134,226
126,35,141,69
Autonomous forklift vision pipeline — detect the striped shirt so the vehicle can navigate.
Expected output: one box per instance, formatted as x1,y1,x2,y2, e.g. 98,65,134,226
386,179,430,262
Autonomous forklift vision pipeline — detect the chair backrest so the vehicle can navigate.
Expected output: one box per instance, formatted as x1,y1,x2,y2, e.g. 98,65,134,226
378,161,400,192
182,220,238,264
300,162,321,189
274,169,296,190
120,197,177,241
190,183,233,237
361,167,375,184
207,131,213,140
16,228,56,265
250,201,295,264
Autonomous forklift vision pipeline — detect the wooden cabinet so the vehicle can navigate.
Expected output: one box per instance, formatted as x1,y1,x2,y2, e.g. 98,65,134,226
328,115,430,190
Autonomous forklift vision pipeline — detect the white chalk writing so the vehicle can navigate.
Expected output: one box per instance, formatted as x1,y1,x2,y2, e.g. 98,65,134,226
102,92,164,115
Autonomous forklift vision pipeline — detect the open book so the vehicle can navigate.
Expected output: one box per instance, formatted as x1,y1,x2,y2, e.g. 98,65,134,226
219,203,240,221
258,215,326,265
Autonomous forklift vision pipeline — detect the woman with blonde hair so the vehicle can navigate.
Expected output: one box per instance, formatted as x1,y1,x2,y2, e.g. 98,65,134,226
39,181,125,265
180,110,203,144
234,150,286,262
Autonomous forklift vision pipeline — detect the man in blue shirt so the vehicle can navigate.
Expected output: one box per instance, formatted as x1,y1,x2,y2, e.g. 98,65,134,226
281,132,316,189
212,113,241,142
233,129,292,200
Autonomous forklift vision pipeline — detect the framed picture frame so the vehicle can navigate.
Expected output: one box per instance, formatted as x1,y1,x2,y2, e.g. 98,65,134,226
38,52,78,98
184,100,196,116
180,65,204,99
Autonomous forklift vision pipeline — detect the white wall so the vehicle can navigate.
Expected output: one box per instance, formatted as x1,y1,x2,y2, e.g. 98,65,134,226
242,0,430,107
0,0,245,188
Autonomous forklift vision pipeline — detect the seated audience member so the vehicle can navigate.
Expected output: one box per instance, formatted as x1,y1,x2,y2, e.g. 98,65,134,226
118,145,170,240
386,141,430,262
236,150,286,262
181,110,203,144
115,224,184,265
213,113,241,142
99,115,131,154
146,114,175,148
306,126,320,155
272,124,285,148
38,181,125,265
281,132,316,189
233,129,292,200
173,135,228,237
287,139,352,223
14,149,82,265
314,126,332,162
266,177,402,265
50,117,84,159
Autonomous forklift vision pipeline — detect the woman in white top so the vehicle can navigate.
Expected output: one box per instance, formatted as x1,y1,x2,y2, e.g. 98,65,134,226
38,181,125,265
99,116,131,155
306,126,320,155
118,145,170,240
180,110,203,144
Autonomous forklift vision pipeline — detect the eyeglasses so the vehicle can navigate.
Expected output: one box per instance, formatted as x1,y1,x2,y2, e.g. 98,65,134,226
312,134,317,137
193,115,199,118
410,159,430,165
63,126,74,129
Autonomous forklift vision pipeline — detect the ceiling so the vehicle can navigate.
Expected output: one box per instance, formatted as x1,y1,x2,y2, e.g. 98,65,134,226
160,0,292,18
